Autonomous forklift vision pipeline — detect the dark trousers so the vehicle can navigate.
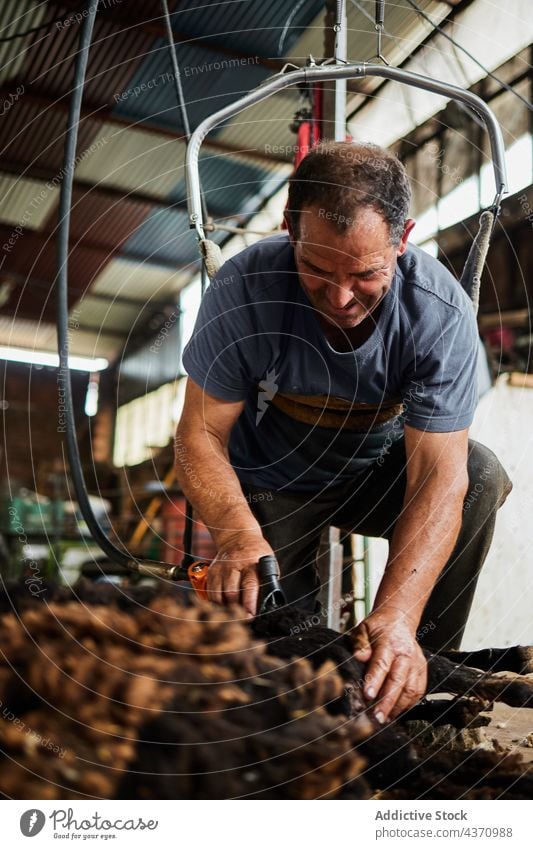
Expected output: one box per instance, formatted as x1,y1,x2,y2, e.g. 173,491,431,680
242,439,512,651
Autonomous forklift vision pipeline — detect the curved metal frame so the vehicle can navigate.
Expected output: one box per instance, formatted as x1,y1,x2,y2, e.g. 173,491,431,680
186,63,508,241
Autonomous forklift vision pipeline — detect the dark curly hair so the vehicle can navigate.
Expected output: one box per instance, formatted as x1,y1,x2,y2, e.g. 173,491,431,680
286,141,411,245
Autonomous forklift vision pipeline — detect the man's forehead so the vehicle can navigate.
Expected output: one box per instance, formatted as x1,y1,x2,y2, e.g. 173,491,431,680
297,217,393,266
298,204,391,245
299,240,389,267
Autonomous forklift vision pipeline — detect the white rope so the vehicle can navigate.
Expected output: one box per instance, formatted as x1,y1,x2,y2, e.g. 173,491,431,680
199,239,224,279
459,210,494,316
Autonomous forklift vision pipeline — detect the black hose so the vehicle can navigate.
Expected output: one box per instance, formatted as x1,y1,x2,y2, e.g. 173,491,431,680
56,1,199,578
56,1,130,567
182,499,194,568
56,2,187,579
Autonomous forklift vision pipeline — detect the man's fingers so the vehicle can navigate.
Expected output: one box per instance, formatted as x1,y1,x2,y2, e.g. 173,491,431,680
221,568,242,606
354,646,372,662
373,656,411,722
352,625,372,660
206,564,223,605
241,569,259,618
363,647,394,701
389,664,427,719
206,562,259,614
389,683,424,720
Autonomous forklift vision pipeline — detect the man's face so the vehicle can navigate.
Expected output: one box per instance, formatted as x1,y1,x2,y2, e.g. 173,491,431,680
288,204,414,329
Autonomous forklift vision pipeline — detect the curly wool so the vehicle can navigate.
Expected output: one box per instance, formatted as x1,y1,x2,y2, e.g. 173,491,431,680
0,582,369,800
0,582,532,800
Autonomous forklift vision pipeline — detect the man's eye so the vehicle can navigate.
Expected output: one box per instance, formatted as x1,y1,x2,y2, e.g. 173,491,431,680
355,270,383,280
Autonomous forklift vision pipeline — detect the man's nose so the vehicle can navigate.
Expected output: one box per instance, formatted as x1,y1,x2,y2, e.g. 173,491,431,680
325,282,354,309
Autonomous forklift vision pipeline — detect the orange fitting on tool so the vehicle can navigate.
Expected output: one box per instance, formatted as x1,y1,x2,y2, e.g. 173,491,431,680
188,560,210,600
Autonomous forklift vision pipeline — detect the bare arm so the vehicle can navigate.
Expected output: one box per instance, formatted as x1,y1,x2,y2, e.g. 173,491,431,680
175,378,273,615
352,425,470,721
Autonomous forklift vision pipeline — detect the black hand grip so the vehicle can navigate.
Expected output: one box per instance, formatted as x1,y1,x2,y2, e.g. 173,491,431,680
257,555,286,614
375,1,385,27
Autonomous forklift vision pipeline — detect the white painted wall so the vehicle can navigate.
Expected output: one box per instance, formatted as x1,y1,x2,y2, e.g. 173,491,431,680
363,376,533,649
462,376,533,649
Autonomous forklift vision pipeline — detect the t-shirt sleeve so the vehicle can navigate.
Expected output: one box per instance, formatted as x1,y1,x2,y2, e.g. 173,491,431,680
181,260,256,401
401,301,479,432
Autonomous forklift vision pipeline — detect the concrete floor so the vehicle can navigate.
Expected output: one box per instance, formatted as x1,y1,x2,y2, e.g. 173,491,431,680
488,703,533,764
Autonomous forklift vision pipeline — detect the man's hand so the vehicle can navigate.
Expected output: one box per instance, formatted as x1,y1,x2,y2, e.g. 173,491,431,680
349,427,469,723
206,533,275,618
351,609,427,722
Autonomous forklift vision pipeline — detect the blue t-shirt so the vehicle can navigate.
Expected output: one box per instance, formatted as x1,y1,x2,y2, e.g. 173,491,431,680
182,234,479,492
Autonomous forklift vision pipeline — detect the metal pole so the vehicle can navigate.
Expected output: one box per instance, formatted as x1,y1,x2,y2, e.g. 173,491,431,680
333,0,348,141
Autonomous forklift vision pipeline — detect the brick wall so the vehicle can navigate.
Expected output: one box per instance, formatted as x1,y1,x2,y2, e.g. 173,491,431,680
0,361,89,493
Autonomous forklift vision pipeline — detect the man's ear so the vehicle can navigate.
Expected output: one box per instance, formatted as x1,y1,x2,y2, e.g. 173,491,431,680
283,210,297,246
396,218,416,256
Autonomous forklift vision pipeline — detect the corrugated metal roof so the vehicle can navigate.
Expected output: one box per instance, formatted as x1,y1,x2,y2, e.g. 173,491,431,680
19,13,155,107
72,295,144,334
343,0,451,111
74,123,186,198
122,206,214,267
1,229,105,294
0,314,122,363
91,257,187,301
112,38,269,133
0,99,101,174
291,0,448,66
117,0,178,19
61,189,153,253
61,324,124,360
172,0,326,58
0,225,111,319
0,316,54,350
0,174,60,227
168,149,290,216
0,0,45,84
7,319,122,360
216,91,300,162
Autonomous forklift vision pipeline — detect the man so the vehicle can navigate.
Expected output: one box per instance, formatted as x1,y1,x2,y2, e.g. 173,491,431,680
176,142,511,723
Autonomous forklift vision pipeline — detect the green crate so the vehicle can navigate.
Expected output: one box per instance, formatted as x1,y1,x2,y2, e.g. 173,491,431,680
0,496,64,536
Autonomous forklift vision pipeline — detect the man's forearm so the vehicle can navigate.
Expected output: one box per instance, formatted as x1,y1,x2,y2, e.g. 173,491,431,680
372,473,467,630
174,426,264,548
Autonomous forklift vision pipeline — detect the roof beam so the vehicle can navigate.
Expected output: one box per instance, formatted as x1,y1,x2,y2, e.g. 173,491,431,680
0,156,229,273
74,322,130,337
1,234,194,276
69,236,199,273
80,290,180,310
0,158,228,219
0,270,172,309
0,271,179,335
0,84,288,167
